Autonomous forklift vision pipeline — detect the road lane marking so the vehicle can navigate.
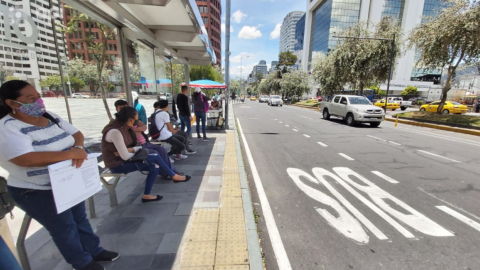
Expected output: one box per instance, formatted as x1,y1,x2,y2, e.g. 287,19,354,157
292,129,298,132
436,206,480,232
338,153,354,161
418,187,480,222
303,134,310,138
418,150,461,163
317,142,328,147
366,135,386,141
388,141,402,146
279,121,283,123
285,125,290,127
386,125,480,147
371,171,399,184
237,119,292,270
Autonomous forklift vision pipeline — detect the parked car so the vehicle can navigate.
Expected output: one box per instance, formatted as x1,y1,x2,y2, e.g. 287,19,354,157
81,94,90,99
268,95,283,106
321,95,385,127
71,93,82,98
419,101,468,114
316,96,323,102
259,95,269,103
386,97,412,110
374,99,400,110
409,97,426,105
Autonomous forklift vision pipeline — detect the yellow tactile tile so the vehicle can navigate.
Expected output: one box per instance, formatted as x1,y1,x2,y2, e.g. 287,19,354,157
224,159,238,168
181,267,213,270
222,186,242,197
221,196,243,208
214,266,249,270
195,209,219,223
217,222,247,241
220,208,245,224
223,174,240,181
215,241,249,265
188,223,218,241
223,167,240,174
222,182,241,191
180,241,216,267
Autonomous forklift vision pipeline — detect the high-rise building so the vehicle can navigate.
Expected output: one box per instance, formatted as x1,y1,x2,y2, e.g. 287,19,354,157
270,61,278,73
62,5,120,68
279,11,305,53
249,60,268,83
294,14,306,68
302,0,447,85
0,0,66,91
196,0,222,66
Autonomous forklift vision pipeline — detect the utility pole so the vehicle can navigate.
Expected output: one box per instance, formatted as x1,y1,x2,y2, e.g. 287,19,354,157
224,0,231,129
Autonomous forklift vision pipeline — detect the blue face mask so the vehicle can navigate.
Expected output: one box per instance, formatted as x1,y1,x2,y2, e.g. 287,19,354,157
13,98,46,116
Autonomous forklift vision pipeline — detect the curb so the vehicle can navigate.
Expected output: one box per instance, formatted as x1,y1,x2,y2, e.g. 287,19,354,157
291,104,320,111
232,110,264,269
385,118,480,136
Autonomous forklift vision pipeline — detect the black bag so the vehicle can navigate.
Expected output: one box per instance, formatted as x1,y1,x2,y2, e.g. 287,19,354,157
0,177,15,220
147,111,166,140
129,148,149,162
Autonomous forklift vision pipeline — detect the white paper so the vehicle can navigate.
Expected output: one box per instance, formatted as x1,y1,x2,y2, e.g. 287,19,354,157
48,153,102,214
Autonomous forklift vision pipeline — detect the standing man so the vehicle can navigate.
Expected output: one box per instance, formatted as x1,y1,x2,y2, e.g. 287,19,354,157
287,96,291,105
177,86,192,137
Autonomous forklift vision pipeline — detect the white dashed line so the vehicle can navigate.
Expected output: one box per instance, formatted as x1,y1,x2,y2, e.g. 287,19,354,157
279,121,283,124
366,135,386,141
371,171,399,184
285,125,290,127
417,150,461,163
388,141,402,146
317,142,328,147
303,134,310,138
436,206,480,232
338,153,354,161
292,129,298,132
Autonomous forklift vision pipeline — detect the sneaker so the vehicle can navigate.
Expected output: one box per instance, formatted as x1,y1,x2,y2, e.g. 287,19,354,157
185,149,196,155
79,261,106,270
175,154,188,160
197,136,202,140
203,137,210,141
188,142,193,146
93,250,119,263
170,158,174,164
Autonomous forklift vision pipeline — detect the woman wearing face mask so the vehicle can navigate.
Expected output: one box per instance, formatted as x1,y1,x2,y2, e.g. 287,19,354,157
101,106,190,203
0,80,118,270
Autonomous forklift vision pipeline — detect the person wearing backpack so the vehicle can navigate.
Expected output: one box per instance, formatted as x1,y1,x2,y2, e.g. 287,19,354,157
192,87,210,141
0,81,118,270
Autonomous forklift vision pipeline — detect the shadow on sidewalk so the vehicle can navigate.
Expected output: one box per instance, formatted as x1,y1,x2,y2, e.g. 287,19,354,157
20,137,221,270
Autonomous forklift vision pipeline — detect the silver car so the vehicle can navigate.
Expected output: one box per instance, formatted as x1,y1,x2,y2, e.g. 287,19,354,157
259,95,269,103
269,95,283,106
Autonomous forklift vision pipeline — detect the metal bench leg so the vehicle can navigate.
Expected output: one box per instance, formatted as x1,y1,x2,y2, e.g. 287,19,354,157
99,176,121,207
16,215,32,270
88,196,96,219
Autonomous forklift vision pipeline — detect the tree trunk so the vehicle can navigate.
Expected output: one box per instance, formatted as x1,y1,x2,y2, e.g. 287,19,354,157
101,80,112,120
437,69,453,114
359,81,364,96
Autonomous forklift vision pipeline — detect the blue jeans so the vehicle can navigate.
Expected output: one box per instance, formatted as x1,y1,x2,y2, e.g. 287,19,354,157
110,154,175,195
195,111,207,138
179,115,191,136
0,235,22,270
142,143,177,175
7,186,103,270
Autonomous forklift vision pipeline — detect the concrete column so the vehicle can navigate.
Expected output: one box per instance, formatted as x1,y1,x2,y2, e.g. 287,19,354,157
119,28,133,106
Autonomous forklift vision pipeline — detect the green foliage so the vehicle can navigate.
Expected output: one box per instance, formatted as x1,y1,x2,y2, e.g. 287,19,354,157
190,65,223,83
278,51,298,68
280,70,311,99
408,0,480,113
68,76,86,91
401,85,418,96
166,63,184,95
0,66,13,84
40,75,62,90
5,76,19,82
417,100,424,106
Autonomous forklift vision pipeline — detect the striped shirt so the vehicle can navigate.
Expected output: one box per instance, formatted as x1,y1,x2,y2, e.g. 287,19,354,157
0,112,78,190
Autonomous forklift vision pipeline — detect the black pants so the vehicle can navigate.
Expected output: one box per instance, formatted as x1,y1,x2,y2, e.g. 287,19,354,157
165,131,190,155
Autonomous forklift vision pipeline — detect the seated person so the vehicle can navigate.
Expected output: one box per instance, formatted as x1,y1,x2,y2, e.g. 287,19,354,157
210,97,220,110
114,100,180,178
153,101,195,160
101,107,190,203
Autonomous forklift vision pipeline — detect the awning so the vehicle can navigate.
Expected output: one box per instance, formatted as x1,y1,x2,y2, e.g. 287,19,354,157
63,0,216,65
182,80,226,89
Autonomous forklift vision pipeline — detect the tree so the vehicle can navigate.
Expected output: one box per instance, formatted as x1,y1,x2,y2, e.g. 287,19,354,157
0,65,14,84
408,0,480,113
59,6,116,119
312,52,345,97
66,57,108,94
5,76,19,82
190,65,224,82
280,70,310,101
277,51,298,68
401,86,418,96
230,79,241,95
40,75,62,90
68,76,86,92
166,62,185,95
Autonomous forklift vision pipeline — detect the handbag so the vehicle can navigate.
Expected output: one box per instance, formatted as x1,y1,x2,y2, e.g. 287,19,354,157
129,148,149,162
0,177,15,220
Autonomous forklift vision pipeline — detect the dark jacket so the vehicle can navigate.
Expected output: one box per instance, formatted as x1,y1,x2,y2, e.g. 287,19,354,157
101,120,137,168
192,93,209,112
177,93,191,116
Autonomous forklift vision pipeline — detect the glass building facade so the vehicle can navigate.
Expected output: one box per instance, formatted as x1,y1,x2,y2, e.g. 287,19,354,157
294,14,306,53
309,0,361,62
380,0,406,23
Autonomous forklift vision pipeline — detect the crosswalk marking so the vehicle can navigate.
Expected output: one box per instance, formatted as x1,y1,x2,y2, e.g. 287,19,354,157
371,171,399,184
436,206,480,232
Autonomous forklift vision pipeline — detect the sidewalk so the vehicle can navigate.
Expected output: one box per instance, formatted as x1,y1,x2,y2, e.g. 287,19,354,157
6,104,262,270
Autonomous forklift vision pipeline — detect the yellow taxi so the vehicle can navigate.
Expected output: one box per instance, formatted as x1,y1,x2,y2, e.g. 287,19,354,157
374,99,400,110
250,96,257,101
420,101,468,114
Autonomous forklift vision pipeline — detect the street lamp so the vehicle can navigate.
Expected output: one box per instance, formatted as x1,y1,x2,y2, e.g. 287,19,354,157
333,33,396,113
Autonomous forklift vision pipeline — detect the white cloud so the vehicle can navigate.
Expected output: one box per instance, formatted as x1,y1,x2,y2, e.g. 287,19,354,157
230,52,256,63
238,26,262,40
230,64,255,78
270,23,282,39
221,23,233,33
232,10,247,23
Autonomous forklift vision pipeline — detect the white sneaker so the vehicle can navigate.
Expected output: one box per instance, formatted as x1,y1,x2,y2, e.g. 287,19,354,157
175,154,188,160
170,158,174,164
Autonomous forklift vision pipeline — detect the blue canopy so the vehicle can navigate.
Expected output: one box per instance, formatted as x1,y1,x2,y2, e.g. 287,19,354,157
182,79,226,89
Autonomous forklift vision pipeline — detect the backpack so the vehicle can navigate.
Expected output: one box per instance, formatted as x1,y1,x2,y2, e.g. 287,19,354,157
200,94,209,113
147,111,165,140
0,177,15,220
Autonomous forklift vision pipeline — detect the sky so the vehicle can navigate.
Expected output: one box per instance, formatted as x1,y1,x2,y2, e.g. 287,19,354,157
218,0,306,80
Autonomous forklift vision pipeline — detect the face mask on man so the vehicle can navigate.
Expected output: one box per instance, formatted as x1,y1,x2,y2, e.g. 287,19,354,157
13,98,46,117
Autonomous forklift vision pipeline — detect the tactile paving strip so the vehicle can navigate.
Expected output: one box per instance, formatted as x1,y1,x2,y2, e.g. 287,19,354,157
221,196,243,208
195,209,219,223
224,159,238,168
188,223,218,241
223,167,240,174
215,241,249,265
220,208,245,224
180,241,216,267
181,267,213,270
223,174,240,181
221,186,241,197
217,222,247,241
214,265,249,270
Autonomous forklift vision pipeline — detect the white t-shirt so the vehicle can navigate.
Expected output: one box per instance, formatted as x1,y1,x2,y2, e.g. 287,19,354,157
154,109,172,141
0,112,78,190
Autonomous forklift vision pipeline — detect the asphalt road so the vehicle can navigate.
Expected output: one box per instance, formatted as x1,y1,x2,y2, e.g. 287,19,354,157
235,100,480,270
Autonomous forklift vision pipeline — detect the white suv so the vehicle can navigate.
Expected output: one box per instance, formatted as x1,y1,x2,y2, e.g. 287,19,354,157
268,95,283,107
